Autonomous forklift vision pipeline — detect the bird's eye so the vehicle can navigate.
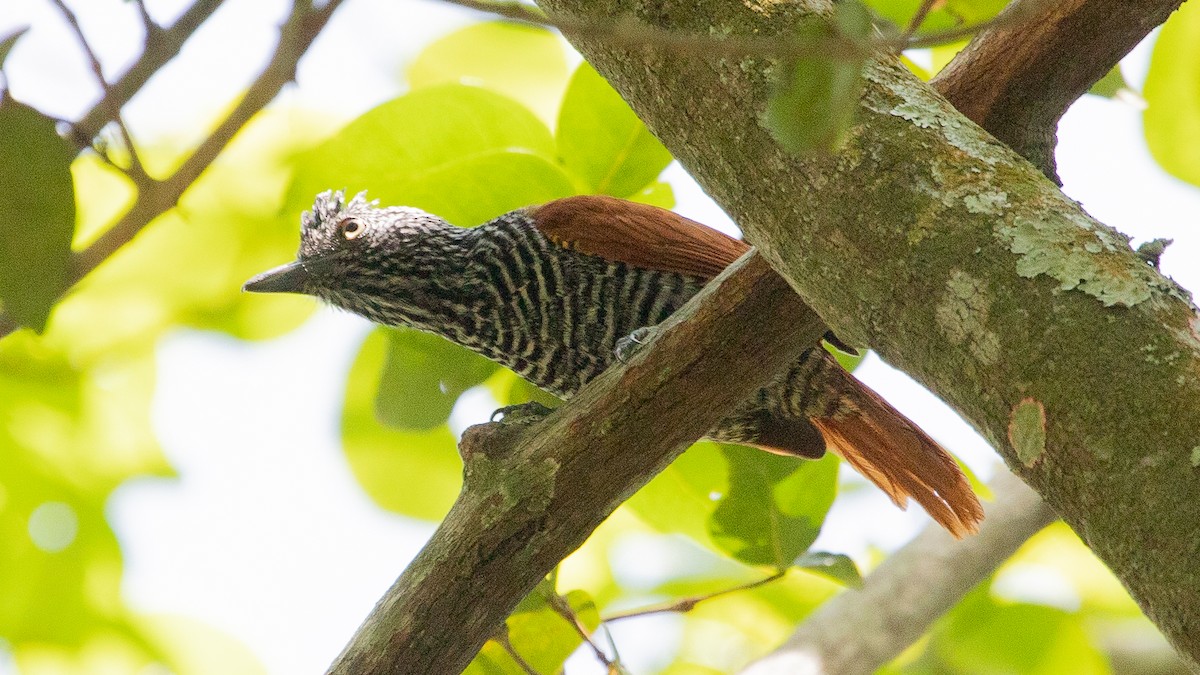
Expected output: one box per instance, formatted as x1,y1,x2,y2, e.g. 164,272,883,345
339,218,363,240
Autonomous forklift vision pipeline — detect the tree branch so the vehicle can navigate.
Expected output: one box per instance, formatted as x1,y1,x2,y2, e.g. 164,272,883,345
535,0,1200,667
0,0,344,339
326,253,828,674
741,471,1055,674
931,0,1186,181
69,0,227,148
49,0,151,185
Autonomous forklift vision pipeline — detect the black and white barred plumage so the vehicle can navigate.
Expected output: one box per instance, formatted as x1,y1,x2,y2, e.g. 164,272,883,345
246,190,983,535
293,190,839,453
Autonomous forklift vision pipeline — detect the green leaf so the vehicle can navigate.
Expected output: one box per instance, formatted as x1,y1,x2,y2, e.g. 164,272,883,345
342,329,463,520
824,340,865,372
0,26,29,71
0,95,76,331
1144,0,1200,187
508,589,599,673
495,369,560,409
708,446,839,567
406,22,569,126
629,180,676,209
288,85,573,227
927,587,1109,674
626,441,727,546
467,581,599,675
1088,65,1128,99
556,63,674,197
765,8,869,155
375,328,498,430
792,551,863,588
863,0,1006,37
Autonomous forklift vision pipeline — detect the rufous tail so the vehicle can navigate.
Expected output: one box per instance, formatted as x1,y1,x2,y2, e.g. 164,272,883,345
812,368,984,538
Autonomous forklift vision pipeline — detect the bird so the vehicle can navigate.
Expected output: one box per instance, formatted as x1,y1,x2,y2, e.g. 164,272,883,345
245,191,984,536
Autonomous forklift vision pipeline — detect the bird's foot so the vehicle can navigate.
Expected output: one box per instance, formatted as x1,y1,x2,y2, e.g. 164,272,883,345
615,326,658,364
490,401,554,423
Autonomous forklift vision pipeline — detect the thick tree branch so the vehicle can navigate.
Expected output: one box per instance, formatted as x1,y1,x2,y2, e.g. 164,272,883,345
535,0,1200,667
742,471,1055,674
932,0,1186,180
327,253,828,674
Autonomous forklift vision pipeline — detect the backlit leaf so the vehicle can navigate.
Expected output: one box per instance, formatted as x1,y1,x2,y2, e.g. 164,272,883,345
375,328,498,430
0,26,29,71
406,22,568,126
765,6,870,155
0,95,75,331
288,85,572,228
708,446,839,567
792,551,863,589
342,329,462,520
626,441,727,547
1088,65,1128,99
557,63,673,198
1144,0,1200,187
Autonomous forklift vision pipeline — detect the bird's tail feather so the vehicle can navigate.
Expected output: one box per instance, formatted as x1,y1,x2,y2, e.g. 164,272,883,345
812,367,984,538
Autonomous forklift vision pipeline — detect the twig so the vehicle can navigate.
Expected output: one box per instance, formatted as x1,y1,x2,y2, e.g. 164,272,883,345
0,0,344,338
603,570,787,622
70,0,227,148
132,0,158,35
899,0,939,43
493,627,543,675
436,0,1033,61
905,10,1029,49
546,592,612,667
48,0,151,186
438,0,869,61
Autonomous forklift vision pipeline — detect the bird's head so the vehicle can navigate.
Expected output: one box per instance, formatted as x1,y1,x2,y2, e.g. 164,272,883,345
244,190,460,321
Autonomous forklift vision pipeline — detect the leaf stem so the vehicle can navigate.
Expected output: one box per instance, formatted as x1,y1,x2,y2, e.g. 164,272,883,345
603,569,788,622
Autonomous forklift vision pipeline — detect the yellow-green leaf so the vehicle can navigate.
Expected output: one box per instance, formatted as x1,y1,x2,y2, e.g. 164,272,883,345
1144,0,1200,187
406,22,568,126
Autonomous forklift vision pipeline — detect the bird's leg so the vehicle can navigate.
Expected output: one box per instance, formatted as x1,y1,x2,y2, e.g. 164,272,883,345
615,325,659,364
490,401,554,423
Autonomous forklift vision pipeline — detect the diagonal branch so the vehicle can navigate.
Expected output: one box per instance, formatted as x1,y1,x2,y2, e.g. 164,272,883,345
741,471,1056,674
327,253,828,674
932,0,1186,181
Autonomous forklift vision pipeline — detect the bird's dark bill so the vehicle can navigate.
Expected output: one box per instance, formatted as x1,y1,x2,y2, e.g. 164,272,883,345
243,261,308,294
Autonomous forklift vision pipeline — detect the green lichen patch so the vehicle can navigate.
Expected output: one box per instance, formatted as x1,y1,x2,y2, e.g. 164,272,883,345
1191,446,1200,468
936,270,1000,365
997,214,1162,307
860,61,1009,167
1008,398,1047,467
963,190,1009,216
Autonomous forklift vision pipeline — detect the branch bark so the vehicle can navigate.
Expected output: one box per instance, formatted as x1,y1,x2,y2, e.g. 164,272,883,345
327,253,827,673
931,0,1186,180
742,471,1056,674
534,0,1200,667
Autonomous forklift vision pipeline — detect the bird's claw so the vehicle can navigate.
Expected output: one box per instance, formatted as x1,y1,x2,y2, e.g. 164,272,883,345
615,326,657,364
490,401,553,423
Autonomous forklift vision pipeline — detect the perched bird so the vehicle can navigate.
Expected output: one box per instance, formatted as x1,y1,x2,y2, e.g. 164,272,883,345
246,191,983,536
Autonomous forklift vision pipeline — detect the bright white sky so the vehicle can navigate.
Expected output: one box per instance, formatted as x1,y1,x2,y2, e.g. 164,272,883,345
2,1,1197,673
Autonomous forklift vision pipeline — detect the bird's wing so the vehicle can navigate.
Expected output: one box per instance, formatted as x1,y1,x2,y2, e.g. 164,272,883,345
530,195,749,279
